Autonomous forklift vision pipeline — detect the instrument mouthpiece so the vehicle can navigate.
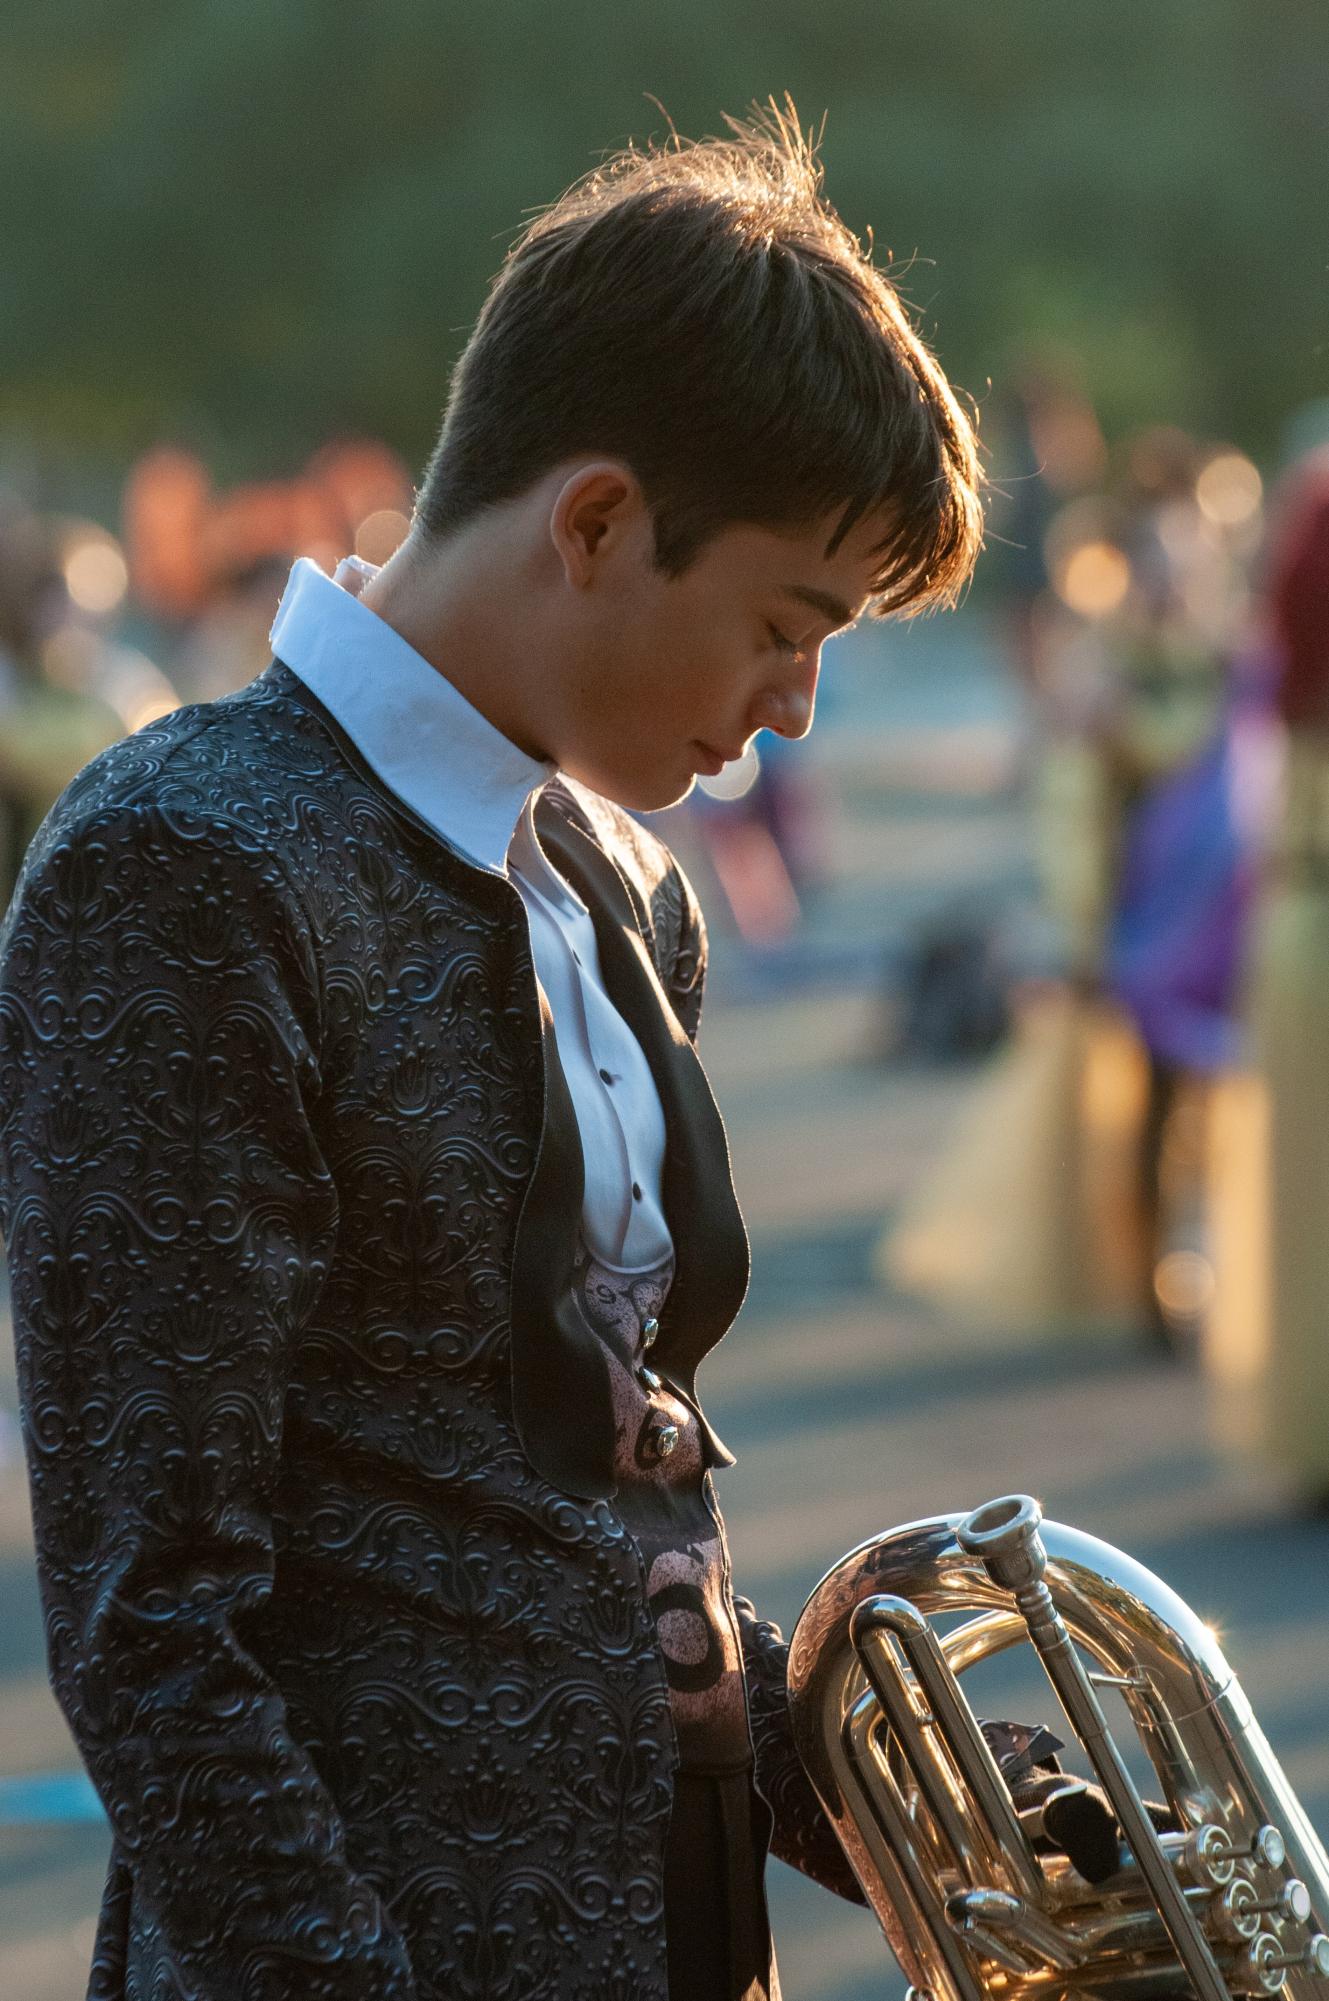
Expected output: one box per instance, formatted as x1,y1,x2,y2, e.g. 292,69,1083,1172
958,1495,1047,1593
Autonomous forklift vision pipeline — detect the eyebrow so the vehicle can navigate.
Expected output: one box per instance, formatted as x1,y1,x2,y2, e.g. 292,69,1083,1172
781,584,863,630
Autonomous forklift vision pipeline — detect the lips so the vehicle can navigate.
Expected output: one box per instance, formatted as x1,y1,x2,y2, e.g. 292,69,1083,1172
692,740,744,774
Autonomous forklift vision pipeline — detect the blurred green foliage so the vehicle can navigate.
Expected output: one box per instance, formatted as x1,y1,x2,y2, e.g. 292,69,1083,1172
1,0,1325,489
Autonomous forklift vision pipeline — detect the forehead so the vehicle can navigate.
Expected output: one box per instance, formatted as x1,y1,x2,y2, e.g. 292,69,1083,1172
708,510,890,613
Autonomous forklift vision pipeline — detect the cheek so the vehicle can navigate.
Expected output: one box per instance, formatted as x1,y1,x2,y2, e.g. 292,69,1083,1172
593,583,740,745
625,620,703,727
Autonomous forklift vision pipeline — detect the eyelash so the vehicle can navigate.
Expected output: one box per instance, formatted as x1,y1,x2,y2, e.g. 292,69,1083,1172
768,624,803,657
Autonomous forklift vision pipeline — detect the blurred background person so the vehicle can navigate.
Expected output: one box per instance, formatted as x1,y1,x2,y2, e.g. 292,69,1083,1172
984,358,1108,766
1096,429,1260,1347
1233,442,1329,1511
0,501,127,904
883,424,1266,1352
124,439,415,702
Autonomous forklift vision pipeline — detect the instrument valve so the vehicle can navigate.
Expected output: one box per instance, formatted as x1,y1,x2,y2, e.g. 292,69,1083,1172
1268,1934,1329,1979
1251,1880,1313,1928
1236,1933,1288,1994
1210,1875,1313,1945
1210,1880,1263,1944
1249,1826,1289,1873
1184,1823,1288,1888
1217,1825,1288,1872
1182,1824,1240,1888
1233,1930,1329,1992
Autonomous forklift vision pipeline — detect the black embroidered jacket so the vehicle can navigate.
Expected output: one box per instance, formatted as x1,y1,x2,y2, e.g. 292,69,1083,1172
0,662,857,2001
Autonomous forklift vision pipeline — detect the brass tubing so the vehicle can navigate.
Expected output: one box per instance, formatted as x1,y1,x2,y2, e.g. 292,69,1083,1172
856,1596,1044,1902
946,1888,1087,1972
842,1696,989,2001
852,1604,985,1886
959,1497,1232,2001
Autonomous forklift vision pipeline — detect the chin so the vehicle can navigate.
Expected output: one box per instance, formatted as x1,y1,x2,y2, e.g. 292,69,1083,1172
562,757,695,816
627,771,697,814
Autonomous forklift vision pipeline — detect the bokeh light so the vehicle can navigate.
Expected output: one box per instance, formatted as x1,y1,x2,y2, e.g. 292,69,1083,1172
697,741,761,801
355,509,412,566
1055,540,1131,619
1195,450,1263,528
125,689,179,733
1153,1248,1216,1320
63,533,129,616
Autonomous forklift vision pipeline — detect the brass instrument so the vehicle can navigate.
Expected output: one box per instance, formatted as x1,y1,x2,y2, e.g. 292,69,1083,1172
787,1495,1329,2001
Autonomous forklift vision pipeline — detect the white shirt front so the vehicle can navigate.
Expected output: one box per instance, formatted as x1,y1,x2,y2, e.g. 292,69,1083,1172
269,557,672,1272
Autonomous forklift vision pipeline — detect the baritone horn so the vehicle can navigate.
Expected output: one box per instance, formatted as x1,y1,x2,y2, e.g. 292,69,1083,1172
787,1495,1329,2001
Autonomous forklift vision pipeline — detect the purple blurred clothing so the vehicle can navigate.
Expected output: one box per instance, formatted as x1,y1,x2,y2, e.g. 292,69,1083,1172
1106,656,1274,1074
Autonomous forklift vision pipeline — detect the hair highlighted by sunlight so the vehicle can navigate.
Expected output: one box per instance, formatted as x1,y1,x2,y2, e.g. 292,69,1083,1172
418,101,984,615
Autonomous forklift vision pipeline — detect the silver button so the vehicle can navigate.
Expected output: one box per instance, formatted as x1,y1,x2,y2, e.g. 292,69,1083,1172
651,1421,680,1461
638,1365,662,1394
641,1316,659,1348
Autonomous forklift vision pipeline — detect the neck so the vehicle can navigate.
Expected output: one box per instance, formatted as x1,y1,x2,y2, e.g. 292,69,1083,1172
359,525,554,763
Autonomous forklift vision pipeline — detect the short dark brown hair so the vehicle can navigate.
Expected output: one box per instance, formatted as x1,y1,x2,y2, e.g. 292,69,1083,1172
417,104,983,615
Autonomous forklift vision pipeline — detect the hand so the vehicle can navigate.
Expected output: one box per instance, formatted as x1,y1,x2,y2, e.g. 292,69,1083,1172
981,1715,1122,1883
1009,1768,1122,1884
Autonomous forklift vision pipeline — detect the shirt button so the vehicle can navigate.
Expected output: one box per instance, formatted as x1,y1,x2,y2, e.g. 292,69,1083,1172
631,1182,642,1202
642,1315,659,1348
599,1067,613,1084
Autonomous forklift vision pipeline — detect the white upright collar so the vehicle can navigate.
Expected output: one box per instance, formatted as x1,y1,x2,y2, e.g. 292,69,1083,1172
270,557,555,875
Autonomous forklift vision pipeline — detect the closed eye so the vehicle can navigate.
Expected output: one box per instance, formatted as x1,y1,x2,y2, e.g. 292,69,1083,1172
767,623,804,658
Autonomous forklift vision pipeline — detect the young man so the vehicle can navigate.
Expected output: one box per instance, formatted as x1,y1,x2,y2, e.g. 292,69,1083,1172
0,115,982,1999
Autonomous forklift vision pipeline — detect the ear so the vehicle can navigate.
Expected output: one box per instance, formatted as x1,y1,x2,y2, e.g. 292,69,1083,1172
549,462,642,587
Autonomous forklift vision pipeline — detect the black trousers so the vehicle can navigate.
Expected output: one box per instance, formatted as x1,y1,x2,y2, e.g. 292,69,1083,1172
663,1770,776,2001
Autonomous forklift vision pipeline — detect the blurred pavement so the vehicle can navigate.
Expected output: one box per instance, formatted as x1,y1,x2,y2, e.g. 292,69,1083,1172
2,610,1327,1999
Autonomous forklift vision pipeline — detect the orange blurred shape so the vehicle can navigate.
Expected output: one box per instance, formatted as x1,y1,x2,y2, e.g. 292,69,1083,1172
200,480,345,585
308,440,413,536
123,448,212,618
123,438,414,618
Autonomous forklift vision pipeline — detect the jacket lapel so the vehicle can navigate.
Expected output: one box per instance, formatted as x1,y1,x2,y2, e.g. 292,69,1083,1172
283,666,742,1497
507,974,623,1500
534,804,750,1412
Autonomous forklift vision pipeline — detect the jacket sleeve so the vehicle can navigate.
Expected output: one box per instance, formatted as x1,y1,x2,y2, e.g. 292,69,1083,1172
735,1596,869,1905
0,800,418,2000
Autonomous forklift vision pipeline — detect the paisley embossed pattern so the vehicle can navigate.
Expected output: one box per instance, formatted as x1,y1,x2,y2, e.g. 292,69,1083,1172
0,663,855,2000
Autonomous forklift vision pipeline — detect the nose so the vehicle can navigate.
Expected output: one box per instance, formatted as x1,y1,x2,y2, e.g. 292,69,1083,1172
753,650,819,741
